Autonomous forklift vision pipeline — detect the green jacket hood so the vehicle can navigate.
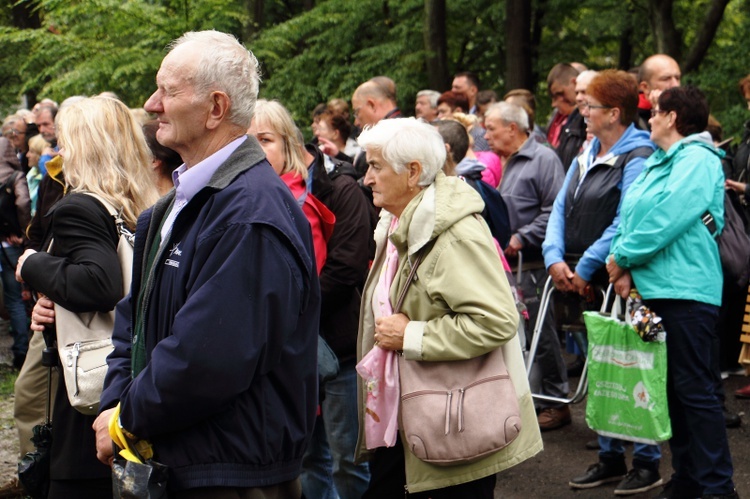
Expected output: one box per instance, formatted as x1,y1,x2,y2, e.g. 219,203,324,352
649,131,724,168
389,171,485,256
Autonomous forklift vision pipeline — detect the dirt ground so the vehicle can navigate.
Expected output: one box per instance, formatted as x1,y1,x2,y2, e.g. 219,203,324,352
494,372,750,498
0,326,748,498
0,323,20,495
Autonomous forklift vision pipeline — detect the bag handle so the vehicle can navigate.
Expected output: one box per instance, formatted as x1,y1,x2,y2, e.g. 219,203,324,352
393,252,424,314
601,283,630,320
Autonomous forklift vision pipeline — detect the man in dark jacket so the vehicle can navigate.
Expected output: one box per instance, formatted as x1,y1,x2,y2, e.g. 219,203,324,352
95,31,320,497
300,144,374,499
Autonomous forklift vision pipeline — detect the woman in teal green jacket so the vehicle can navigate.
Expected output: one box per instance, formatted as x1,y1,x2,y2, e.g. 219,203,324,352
607,86,737,499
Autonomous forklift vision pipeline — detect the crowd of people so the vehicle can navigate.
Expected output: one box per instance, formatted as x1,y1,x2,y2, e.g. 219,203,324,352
0,28,745,499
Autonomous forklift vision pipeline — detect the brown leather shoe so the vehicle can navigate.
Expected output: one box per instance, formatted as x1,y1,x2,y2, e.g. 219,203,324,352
538,406,572,431
735,383,750,399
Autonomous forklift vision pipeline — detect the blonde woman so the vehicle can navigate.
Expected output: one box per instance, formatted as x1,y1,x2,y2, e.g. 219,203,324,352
17,96,158,498
248,99,333,273
25,134,50,216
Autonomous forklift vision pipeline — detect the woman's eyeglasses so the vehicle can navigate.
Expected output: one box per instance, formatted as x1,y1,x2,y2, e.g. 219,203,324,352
583,103,611,111
650,109,669,117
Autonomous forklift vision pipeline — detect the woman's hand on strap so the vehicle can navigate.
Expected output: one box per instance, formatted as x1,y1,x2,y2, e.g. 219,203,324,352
15,248,36,283
374,313,409,351
606,254,625,282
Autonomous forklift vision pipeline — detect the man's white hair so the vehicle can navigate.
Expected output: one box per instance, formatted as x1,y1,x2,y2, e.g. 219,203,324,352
357,117,445,187
416,90,441,108
485,102,529,132
169,30,261,129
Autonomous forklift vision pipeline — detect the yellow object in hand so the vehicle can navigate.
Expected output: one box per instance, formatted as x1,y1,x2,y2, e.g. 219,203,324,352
107,403,154,462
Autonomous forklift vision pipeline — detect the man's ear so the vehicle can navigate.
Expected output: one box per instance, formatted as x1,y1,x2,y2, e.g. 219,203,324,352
206,91,231,130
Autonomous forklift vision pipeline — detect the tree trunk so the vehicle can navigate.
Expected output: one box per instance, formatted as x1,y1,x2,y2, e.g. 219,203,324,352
505,0,533,91
423,0,449,91
648,0,682,60
618,4,634,70
530,0,547,90
11,0,41,30
682,0,731,73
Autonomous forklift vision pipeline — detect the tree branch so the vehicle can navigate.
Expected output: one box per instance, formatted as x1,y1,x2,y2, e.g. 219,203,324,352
682,0,732,73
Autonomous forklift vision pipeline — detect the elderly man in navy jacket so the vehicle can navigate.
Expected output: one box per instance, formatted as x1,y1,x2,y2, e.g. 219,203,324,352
94,30,320,498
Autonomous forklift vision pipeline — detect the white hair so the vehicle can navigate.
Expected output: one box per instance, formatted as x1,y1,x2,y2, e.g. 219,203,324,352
576,70,599,87
357,118,445,187
485,102,529,132
416,89,441,108
169,30,261,129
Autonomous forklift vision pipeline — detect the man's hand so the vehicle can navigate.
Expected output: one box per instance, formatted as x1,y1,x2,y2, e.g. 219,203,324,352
93,408,116,466
726,179,747,194
317,137,340,158
15,248,36,283
548,262,575,292
5,234,23,246
374,313,410,351
30,296,55,332
571,272,590,297
504,235,523,258
648,89,663,108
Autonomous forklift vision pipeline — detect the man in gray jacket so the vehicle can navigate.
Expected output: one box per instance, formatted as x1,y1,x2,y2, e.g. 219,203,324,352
484,102,568,430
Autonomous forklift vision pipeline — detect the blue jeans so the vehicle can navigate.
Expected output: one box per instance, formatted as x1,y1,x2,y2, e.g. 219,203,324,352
599,436,660,469
1,245,28,358
647,299,734,496
301,359,370,499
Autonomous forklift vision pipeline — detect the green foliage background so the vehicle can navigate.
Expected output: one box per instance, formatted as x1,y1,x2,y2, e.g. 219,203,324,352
0,0,748,139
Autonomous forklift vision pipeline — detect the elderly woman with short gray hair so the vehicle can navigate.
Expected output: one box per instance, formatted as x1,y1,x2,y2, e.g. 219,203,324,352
354,118,541,498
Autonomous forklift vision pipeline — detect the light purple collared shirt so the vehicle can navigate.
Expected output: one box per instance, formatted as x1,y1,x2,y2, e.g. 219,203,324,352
160,135,247,245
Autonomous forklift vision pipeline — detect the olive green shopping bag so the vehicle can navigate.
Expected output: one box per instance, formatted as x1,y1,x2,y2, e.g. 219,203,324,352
583,299,671,444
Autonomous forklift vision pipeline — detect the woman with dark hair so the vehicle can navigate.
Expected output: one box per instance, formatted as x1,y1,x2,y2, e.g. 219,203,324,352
314,110,361,160
142,119,182,196
436,91,470,120
607,86,737,499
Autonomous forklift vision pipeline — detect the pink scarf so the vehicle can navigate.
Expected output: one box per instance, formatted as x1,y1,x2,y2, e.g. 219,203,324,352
356,217,401,449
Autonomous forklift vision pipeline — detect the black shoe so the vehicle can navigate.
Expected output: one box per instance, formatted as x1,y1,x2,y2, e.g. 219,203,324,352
569,461,627,489
614,468,663,496
585,438,600,450
653,480,673,499
567,355,585,377
12,354,25,370
724,408,741,428
702,491,739,499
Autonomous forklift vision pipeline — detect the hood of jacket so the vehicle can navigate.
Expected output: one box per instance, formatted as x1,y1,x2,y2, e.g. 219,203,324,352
388,171,485,257
607,123,655,156
455,157,486,177
647,131,724,169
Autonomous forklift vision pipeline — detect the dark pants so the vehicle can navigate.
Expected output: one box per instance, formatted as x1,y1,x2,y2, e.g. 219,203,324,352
647,299,735,496
362,436,496,499
48,478,112,499
171,479,301,499
521,267,569,408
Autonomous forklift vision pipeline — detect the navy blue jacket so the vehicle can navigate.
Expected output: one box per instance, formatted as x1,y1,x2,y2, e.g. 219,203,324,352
100,137,320,491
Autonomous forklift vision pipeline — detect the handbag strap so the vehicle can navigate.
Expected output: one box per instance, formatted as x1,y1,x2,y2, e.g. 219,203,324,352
393,252,424,314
